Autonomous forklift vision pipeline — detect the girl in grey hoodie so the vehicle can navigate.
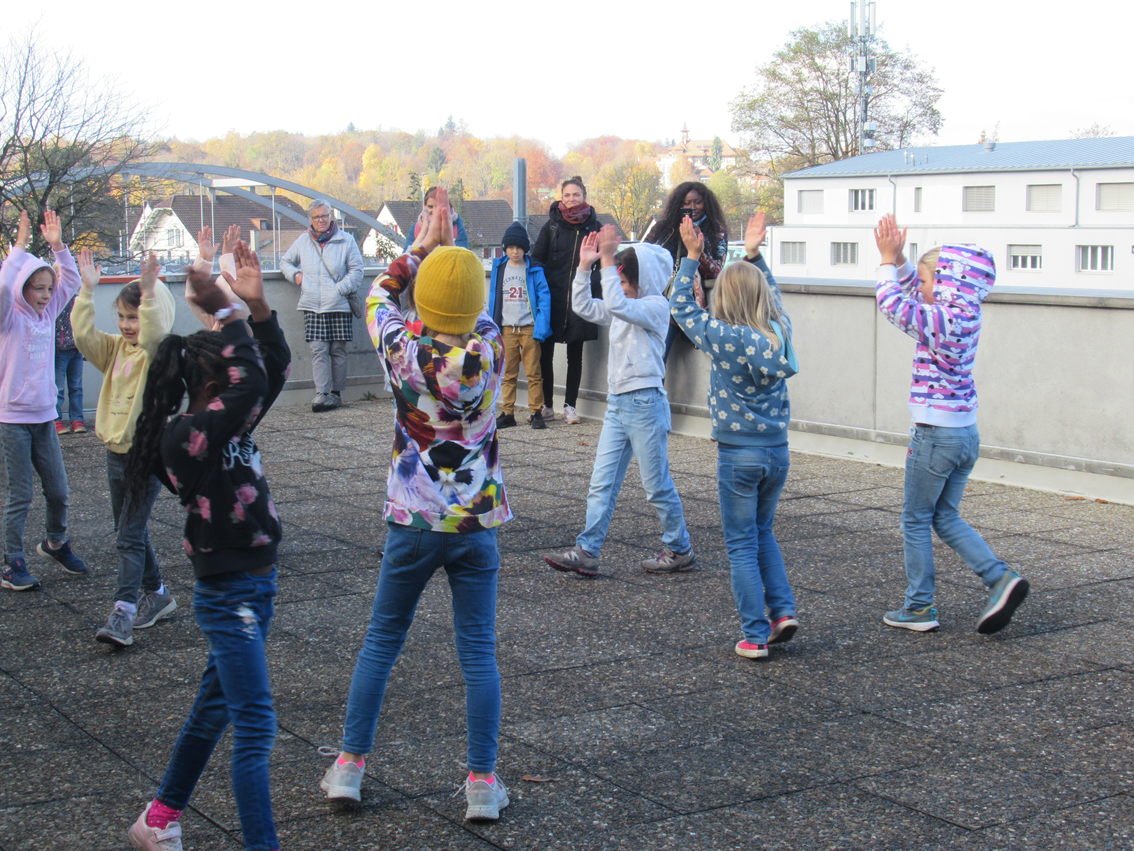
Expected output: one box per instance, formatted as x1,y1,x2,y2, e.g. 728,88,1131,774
543,225,695,577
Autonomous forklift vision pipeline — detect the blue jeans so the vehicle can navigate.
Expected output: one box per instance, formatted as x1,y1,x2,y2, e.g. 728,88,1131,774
156,569,278,851
1,421,69,562
106,450,163,606
577,387,691,557
717,442,796,643
342,524,501,772
901,424,1008,609
54,349,84,422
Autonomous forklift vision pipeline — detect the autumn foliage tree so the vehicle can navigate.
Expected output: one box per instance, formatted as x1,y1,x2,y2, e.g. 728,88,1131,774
593,159,663,240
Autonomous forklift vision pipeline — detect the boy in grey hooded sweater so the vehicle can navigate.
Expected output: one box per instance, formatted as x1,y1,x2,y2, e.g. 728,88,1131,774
544,225,694,576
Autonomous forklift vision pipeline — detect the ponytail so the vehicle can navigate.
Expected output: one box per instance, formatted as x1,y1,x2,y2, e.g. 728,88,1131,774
123,330,227,507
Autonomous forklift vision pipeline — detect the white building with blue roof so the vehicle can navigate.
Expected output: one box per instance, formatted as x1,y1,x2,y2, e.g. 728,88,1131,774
770,137,1134,290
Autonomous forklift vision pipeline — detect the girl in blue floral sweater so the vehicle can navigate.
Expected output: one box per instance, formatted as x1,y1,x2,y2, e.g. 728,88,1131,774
671,212,800,659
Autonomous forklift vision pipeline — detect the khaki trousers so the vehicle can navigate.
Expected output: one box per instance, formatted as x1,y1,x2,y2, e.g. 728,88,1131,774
501,325,543,415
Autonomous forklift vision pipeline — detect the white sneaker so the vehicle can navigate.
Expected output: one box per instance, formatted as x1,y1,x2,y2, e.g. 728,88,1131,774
541,406,554,421
464,775,510,821
564,404,580,424
128,802,183,850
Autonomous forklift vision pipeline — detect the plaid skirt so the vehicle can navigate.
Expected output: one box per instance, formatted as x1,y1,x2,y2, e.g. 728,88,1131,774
303,311,354,343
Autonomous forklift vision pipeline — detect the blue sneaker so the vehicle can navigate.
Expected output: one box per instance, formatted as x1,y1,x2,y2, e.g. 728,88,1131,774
883,605,940,632
2,557,41,591
977,570,1029,635
36,539,87,575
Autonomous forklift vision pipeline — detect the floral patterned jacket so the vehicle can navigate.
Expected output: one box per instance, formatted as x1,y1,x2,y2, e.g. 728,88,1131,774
367,247,511,533
160,315,291,578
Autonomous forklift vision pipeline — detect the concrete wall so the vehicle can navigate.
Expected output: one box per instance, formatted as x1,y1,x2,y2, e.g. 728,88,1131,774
76,270,1134,502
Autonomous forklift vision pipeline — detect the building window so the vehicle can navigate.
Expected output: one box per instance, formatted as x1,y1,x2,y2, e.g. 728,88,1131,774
849,189,875,211
166,228,182,248
962,186,995,212
913,187,922,213
798,189,823,214
780,242,806,264
1027,184,1061,212
831,243,858,265
1097,183,1134,212
1076,245,1113,272
1009,245,1042,270
908,243,919,264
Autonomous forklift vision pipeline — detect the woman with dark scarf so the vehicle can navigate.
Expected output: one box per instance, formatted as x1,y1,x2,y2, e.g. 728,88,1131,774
646,182,729,361
280,199,365,412
529,176,603,424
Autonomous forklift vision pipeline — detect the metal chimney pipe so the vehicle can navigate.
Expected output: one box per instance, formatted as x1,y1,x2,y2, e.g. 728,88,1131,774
513,158,528,225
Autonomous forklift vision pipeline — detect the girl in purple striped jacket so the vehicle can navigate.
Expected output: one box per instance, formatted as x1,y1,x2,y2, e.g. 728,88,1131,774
874,214,1029,636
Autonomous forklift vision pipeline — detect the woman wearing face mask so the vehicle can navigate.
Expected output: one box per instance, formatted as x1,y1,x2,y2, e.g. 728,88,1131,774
529,176,603,424
646,182,729,362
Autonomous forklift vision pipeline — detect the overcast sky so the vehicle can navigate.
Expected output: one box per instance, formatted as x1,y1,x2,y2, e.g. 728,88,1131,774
9,0,1133,155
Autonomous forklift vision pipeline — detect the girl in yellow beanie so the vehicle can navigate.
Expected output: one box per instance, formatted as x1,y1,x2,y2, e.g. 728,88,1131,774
322,190,512,822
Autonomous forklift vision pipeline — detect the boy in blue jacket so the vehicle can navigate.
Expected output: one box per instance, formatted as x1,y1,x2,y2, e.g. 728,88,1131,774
489,222,551,430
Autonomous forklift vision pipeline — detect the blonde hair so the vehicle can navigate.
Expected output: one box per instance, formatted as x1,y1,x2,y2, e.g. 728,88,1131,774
713,261,784,350
917,247,941,275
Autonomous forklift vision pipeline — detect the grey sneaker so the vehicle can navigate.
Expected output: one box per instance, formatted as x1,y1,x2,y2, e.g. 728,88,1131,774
641,547,697,574
96,606,135,647
544,546,599,577
323,393,343,410
311,393,329,412
320,757,363,802
464,776,509,821
134,589,177,629
883,605,940,632
977,570,1030,635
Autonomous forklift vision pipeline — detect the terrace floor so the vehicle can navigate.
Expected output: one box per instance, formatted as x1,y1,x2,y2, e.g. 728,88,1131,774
3,400,1133,850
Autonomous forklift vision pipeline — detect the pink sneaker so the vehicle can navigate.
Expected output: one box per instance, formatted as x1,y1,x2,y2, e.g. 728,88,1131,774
768,615,798,645
735,639,769,659
127,802,182,850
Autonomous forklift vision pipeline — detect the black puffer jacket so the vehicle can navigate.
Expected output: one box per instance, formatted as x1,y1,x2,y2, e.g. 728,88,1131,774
530,202,602,344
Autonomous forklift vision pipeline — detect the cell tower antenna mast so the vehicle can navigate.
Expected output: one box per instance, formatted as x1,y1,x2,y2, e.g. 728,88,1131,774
849,0,878,156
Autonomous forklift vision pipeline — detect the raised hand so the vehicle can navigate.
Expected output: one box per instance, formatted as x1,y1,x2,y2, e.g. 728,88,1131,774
185,263,231,317
139,251,160,297
693,272,706,308
78,248,101,291
421,188,453,252
680,215,704,261
873,213,907,265
221,240,269,321
436,189,454,247
596,224,621,266
221,224,240,255
15,210,31,250
578,231,601,269
744,212,767,259
41,210,63,251
198,227,217,262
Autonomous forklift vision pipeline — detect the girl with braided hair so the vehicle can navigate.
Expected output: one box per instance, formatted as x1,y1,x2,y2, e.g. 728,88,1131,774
123,241,291,851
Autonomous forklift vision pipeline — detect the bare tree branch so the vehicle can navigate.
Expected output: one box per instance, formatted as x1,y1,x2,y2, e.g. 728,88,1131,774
0,27,161,256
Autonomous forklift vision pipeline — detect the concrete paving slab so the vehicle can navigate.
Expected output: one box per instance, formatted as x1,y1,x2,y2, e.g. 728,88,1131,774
4,397,1133,849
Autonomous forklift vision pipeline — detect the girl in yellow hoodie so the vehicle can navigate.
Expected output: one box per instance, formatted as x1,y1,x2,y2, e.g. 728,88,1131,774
74,248,178,647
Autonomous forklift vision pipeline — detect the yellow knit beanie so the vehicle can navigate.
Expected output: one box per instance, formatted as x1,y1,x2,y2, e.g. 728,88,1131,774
414,247,484,335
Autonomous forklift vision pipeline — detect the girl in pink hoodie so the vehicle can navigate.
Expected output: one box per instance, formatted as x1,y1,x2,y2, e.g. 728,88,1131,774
0,210,88,591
